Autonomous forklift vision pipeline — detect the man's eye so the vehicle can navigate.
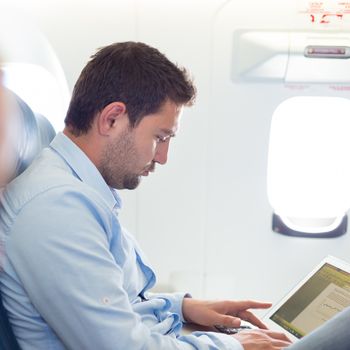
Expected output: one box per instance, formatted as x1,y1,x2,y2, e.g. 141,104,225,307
156,136,167,143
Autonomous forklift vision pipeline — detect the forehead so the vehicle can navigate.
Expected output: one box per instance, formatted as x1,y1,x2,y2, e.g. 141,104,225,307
136,100,183,133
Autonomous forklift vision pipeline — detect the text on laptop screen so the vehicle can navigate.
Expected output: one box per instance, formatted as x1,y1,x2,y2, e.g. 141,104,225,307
270,263,350,338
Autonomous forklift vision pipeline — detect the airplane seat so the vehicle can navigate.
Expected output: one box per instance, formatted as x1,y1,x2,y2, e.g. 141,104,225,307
0,89,56,350
0,293,21,350
10,90,56,178
35,112,56,152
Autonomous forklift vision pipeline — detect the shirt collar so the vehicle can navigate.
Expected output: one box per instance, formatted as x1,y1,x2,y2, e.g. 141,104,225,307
50,132,122,210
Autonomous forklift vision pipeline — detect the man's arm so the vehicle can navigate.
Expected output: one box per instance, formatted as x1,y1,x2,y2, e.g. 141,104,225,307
4,187,244,350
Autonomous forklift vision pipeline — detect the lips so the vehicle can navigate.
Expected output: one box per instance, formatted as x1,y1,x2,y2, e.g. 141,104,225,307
142,163,156,175
141,166,155,177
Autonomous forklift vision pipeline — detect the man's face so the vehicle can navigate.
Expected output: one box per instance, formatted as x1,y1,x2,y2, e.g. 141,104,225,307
100,100,182,190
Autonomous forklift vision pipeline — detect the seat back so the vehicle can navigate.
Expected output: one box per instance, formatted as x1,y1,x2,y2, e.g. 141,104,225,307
0,89,56,349
10,90,56,178
0,293,21,350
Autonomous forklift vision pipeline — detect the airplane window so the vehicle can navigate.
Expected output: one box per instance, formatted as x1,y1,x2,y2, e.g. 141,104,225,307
2,63,68,132
267,96,350,237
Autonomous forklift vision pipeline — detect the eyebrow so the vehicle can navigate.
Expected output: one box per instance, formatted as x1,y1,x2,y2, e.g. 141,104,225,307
160,128,176,137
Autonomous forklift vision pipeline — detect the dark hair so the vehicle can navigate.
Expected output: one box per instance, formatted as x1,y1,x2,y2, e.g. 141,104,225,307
65,42,196,135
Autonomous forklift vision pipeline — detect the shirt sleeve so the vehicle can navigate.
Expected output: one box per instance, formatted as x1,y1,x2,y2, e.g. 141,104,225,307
147,291,191,323
5,186,243,350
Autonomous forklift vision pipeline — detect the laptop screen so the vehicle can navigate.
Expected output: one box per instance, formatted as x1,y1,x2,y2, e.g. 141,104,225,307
270,263,350,338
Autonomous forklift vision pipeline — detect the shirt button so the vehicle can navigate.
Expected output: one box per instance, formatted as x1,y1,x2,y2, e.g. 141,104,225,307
102,297,110,305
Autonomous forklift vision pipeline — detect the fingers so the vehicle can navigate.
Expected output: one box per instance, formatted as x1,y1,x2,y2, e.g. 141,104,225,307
261,329,292,343
269,338,292,348
233,300,273,310
223,300,272,329
223,300,272,319
214,314,241,328
233,329,293,350
270,339,293,348
238,310,268,329
242,329,292,343
265,336,292,348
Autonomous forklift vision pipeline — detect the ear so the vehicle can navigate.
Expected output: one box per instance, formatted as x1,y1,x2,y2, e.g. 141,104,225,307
97,102,127,136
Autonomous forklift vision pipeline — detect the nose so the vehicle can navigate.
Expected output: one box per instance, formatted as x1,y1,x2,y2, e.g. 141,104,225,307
154,141,170,165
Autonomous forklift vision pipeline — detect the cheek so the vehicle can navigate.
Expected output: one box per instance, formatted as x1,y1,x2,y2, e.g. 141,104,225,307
137,139,157,163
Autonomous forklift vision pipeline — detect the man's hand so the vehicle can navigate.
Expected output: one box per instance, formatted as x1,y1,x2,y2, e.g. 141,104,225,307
182,298,272,329
233,329,292,350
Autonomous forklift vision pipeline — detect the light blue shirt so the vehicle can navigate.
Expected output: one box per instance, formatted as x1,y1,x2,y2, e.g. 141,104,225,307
0,132,242,350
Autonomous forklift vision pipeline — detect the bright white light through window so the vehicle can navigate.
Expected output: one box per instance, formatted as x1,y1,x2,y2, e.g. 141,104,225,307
267,96,350,233
2,63,68,131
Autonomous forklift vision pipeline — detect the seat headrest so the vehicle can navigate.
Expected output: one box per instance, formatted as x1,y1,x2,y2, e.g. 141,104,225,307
4,88,56,179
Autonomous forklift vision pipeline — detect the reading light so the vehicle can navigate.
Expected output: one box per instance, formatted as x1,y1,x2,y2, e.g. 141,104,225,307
304,45,350,59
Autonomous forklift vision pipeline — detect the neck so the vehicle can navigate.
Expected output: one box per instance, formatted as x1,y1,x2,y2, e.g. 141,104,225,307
63,127,102,170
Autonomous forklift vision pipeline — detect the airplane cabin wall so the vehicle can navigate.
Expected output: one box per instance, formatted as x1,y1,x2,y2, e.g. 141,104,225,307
2,0,350,308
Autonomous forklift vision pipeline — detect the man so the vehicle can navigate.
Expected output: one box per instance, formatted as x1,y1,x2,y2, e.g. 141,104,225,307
0,42,291,349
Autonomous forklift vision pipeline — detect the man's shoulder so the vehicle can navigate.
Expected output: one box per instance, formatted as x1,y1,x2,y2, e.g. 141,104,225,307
3,148,106,213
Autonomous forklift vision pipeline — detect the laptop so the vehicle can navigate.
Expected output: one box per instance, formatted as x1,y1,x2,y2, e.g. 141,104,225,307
263,255,350,342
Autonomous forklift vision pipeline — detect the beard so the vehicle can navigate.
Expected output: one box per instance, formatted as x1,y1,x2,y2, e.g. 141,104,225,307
99,128,142,190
